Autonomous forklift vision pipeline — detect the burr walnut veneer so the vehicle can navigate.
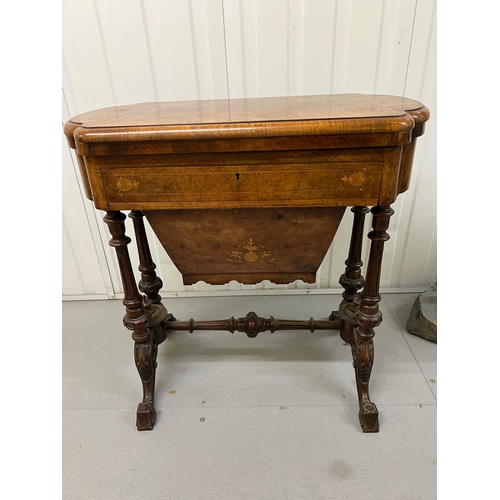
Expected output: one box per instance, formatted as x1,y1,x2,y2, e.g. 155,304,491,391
64,94,429,433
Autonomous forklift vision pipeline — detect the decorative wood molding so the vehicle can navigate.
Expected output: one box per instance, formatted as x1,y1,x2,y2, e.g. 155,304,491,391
103,211,150,343
166,312,341,338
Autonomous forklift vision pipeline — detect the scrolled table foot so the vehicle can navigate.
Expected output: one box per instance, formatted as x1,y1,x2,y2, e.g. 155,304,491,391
136,402,156,431
134,331,158,431
358,402,379,433
350,204,394,434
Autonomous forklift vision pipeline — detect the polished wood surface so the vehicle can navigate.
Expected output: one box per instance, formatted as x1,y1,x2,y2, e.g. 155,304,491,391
64,93,427,134
144,207,345,285
64,93,429,432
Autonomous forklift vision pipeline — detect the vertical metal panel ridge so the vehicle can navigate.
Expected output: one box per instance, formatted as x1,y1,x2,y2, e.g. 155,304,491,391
238,0,248,97
62,89,112,297
329,0,339,93
287,0,297,96
401,0,419,101
298,0,306,95
93,0,118,106
372,0,387,93
286,0,291,95
422,219,437,286
187,0,202,100
417,0,436,101
392,0,436,287
62,49,83,115
398,158,423,284
334,0,353,93
217,0,231,101
202,0,216,97
139,0,159,102
62,54,78,116
62,215,85,295
253,0,260,95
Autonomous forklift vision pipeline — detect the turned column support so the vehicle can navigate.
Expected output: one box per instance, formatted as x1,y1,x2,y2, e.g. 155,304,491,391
103,211,150,342
103,211,156,430
340,206,370,302
352,204,394,433
128,210,163,307
129,210,173,345
334,206,369,345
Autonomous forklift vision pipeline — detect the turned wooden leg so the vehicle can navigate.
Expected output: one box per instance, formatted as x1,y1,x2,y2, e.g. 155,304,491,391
352,205,394,433
129,210,163,306
104,211,156,431
334,206,369,344
129,210,174,345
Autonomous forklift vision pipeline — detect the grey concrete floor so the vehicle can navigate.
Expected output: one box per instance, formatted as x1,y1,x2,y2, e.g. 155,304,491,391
62,293,436,499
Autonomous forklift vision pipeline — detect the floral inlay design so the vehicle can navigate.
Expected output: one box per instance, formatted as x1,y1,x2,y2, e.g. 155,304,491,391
340,169,367,190
117,177,140,196
225,238,279,264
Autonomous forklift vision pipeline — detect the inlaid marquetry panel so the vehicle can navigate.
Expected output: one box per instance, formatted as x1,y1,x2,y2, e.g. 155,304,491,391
99,162,383,209
144,207,346,285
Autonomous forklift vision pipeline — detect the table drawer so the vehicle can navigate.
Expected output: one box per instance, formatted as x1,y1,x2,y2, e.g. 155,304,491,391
100,162,383,209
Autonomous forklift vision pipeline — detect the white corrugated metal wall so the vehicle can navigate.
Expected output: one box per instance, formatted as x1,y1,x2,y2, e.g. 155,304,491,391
62,0,436,300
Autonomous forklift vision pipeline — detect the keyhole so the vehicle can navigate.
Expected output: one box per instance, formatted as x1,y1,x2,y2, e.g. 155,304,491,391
235,172,240,181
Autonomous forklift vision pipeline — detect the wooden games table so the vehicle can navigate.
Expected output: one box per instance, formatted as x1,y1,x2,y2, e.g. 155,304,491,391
64,94,429,432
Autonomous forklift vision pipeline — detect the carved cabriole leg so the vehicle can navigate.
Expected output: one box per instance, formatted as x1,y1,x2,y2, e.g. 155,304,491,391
129,210,174,345
103,211,156,431
353,205,394,433
335,206,369,345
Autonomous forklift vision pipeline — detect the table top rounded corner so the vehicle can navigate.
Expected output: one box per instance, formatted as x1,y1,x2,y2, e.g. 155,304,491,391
63,94,429,146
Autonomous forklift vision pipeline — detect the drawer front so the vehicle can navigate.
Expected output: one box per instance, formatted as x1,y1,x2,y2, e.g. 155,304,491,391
100,162,383,209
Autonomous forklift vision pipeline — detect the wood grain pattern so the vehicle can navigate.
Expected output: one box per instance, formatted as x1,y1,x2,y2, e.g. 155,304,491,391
100,162,383,207
65,94,425,126
75,132,411,157
63,93,430,433
64,94,429,144
144,207,346,285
